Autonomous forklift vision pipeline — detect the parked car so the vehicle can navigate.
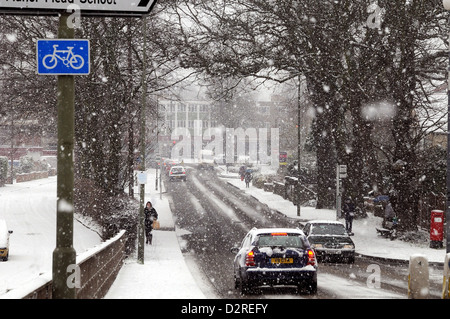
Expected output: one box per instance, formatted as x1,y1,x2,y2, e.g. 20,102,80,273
169,165,187,181
303,220,355,263
231,227,317,295
0,219,13,261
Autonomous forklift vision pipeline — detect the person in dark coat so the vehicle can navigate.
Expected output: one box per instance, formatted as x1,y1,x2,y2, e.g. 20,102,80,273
244,169,252,188
144,201,158,244
343,197,355,235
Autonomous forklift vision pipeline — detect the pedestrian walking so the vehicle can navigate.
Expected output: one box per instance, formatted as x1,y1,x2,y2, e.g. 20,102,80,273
343,197,355,235
144,201,158,245
244,169,252,188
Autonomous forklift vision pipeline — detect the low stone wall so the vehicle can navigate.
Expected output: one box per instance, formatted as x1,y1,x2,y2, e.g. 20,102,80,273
4,230,127,299
16,171,49,183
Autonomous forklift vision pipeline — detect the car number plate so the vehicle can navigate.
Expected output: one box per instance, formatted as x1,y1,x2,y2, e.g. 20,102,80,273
271,258,293,264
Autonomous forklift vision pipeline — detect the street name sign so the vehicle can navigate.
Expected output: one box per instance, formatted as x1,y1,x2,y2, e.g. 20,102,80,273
0,0,157,17
37,39,90,75
338,164,347,179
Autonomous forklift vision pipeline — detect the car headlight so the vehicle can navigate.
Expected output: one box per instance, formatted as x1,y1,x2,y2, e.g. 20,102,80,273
343,244,354,249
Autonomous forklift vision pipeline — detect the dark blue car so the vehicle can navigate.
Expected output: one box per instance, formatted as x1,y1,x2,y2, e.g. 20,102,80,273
231,227,317,295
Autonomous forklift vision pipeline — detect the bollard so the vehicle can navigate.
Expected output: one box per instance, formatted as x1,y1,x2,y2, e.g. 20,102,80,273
408,254,429,299
443,253,450,299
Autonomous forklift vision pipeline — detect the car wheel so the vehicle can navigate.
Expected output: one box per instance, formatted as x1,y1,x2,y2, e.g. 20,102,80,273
298,280,317,295
238,277,248,295
238,274,254,295
307,281,317,295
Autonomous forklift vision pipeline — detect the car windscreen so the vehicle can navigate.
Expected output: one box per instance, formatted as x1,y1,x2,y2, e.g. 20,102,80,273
311,223,346,236
171,167,184,173
255,233,306,249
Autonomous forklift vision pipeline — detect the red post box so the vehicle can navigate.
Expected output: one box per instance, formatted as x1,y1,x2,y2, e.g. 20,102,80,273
430,210,444,249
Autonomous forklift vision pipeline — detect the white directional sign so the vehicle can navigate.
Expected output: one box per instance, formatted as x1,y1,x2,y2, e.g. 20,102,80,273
0,0,157,17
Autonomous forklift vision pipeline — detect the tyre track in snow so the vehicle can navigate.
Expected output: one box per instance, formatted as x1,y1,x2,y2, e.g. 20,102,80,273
166,174,246,298
194,169,297,230
167,168,342,299
168,168,311,299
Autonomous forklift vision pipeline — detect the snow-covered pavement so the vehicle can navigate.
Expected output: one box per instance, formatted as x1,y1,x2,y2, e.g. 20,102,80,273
104,178,206,299
104,230,206,299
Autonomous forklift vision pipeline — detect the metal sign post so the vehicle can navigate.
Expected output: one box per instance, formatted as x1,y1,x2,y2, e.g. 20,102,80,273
52,12,77,299
137,16,147,264
336,164,347,220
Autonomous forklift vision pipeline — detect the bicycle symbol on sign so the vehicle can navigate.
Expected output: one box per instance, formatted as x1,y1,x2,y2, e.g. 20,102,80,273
42,45,85,70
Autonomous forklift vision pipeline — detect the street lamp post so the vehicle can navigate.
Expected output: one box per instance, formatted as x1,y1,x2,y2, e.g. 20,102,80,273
137,15,147,264
443,0,450,253
297,74,301,217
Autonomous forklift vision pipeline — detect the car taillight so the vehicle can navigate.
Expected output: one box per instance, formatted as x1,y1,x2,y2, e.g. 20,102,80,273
307,249,316,266
271,232,287,236
245,250,256,267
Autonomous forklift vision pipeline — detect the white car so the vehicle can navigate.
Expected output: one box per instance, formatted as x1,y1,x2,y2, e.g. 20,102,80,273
0,219,13,261
169,165,187,181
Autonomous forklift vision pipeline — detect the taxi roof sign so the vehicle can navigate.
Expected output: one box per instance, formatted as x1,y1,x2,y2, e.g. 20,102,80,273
0,0,157,17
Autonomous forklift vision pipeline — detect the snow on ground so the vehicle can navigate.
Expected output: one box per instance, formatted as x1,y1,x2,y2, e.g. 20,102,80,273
0,176,102,296
105,169,206,299
108,164,447,299
1,164,448,299
104,231,206,299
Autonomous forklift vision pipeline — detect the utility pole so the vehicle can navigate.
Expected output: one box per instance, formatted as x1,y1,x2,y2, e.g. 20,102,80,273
447,13,450,254
10,115,14,185
444,0,450,254
128,20,135,198
52,12,77,299
297,74,301,216
137,16,147,264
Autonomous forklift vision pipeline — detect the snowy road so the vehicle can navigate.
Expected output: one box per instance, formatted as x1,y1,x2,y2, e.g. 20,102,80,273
0,170,441,299
0,177,102,296
167,166,439,299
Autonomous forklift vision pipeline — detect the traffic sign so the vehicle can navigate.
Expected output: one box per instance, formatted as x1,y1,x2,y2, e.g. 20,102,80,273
0,0,157,17
339,164,347,179
37,39,90,75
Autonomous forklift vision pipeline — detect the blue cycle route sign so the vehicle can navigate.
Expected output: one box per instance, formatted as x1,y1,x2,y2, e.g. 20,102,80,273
37,39,90,75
